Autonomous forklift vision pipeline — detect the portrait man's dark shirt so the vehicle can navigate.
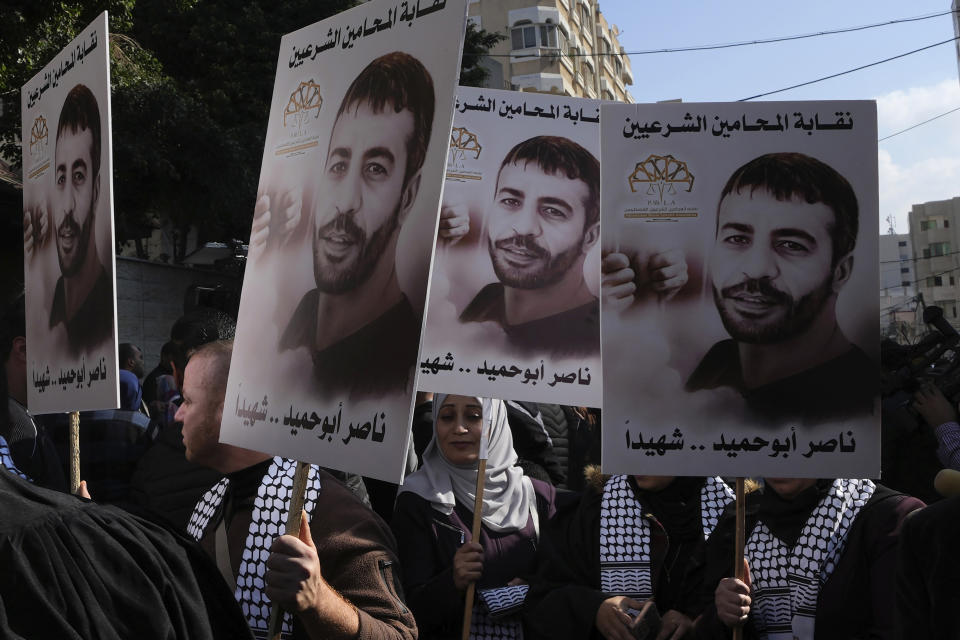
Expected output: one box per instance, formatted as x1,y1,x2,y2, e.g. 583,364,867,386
280,289,420,400
48,267,113,355
460,282,599,357
685,339,876,424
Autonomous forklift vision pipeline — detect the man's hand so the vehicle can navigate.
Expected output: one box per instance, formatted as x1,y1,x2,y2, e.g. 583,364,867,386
249,187,303,255
715,559,751,629
913,384,958,428
656,609,693,640
452,541,483,591
23,203,50,261
644,249,688,301
595,595,644,640
75,480,91,500
601,252,637,312
265,510,359,639
438,202,470,244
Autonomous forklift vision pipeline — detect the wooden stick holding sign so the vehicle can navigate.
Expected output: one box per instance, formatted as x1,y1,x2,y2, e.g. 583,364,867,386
461,421,491,640
69,410,80,494
733,478,746,640
268,460,311,640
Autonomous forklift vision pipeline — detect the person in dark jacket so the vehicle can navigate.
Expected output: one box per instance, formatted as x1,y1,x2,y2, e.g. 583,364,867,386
702,477,923,640
523,471,735,640
392,394,557,639
896,494,960,639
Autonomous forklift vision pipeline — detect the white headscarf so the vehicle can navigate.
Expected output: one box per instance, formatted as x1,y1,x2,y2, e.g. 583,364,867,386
400,395,538,533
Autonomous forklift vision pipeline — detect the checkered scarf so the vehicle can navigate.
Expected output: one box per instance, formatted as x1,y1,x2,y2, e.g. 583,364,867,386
745,478,875,640
599,475,734,599
187,457,323,639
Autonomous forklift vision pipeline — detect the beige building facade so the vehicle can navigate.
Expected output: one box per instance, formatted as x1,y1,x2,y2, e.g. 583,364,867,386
909,196,960,328
467,0,634,101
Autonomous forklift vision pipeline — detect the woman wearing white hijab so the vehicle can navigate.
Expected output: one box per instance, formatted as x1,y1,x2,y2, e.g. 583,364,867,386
391,394,557,639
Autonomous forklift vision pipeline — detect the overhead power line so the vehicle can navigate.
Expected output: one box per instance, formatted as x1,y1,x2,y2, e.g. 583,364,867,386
738,36,960,101
623,9,958,56
486,9,957,60
879,105,960,142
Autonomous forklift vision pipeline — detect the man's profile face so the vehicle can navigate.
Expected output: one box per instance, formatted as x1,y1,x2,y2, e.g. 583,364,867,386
711,189,839,343
312,102,414,293
128,345,145,378
53,126,97,278
174,357,223,467
487,161,593,290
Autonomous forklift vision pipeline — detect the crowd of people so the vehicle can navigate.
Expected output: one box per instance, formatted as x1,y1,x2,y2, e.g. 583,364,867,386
1,293,959,640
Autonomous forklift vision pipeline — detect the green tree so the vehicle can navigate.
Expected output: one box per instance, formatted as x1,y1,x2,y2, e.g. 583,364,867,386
459,22,505,88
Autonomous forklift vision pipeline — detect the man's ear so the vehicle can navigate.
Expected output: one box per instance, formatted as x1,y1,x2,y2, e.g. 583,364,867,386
832,253,854,292
399,171,422,225
11,337,26,364
581,222,600,253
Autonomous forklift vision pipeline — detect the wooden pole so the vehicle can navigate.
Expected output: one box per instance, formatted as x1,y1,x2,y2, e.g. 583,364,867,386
733,477,746,640
267,461,311,640
460,457,488,640
69,410,80,494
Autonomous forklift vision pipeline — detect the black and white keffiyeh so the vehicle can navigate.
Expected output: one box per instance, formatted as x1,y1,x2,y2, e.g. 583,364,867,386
701,476,736,541
187,457,323,639
746,478,875,640
0,435,28,480
600,475,734,599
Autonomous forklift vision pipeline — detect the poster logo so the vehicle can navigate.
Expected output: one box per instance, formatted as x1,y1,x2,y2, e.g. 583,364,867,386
448,126,481,169
30,115,48,157
628,154,694,200
283,79,323,134
446,126,482,181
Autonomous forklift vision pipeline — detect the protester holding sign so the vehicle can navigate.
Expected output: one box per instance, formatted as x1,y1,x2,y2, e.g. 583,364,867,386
179,341,415,640
523,472,735,640
699,477,922,640
392,394,557,638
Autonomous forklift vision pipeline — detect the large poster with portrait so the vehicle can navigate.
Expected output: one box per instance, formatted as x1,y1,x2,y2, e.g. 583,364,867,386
419,87,604,408
22,12,119,414
219,0,467,482
600,101,879,478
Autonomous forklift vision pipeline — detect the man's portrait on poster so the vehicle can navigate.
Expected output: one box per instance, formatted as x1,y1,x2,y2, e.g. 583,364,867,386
250,52,434,401
23,83,113,358
683,152,874,425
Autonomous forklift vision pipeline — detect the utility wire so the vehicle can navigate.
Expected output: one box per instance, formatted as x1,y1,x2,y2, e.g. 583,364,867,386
881,248,960,265
490,9,957,59
879,105,960,142
623,9,957,56
738,36,959,101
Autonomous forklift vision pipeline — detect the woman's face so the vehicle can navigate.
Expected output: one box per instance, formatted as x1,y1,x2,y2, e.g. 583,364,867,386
436,395,484,466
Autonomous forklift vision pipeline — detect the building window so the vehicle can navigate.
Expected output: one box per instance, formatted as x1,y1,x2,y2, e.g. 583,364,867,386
952,276,956,286
614,56,622,76
928,242,951,257
927,276,944,287
902,280,911,287
898,240,907,247
581,5,590,25
947,220,951,228
511,22,559,49
900,267,909,273
921,220,932,231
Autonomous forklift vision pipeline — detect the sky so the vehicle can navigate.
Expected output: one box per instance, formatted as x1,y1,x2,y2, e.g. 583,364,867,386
599,0,960,234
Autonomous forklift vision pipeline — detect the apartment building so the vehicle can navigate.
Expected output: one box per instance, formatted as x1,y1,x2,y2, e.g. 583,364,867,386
467,0,634,101
909,196,960,327
879,233,918,341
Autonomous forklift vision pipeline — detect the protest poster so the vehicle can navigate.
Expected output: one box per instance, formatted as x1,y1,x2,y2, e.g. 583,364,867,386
419,87,603,408
22,12,119,414
219,0,468,482
600,101,879,478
